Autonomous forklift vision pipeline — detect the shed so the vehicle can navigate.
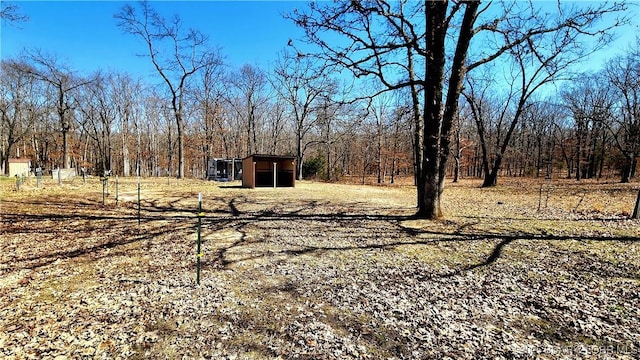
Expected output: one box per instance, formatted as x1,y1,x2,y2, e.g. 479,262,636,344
242,154,296,188
8,158,31,177
207,158,242,181
52,168,76,180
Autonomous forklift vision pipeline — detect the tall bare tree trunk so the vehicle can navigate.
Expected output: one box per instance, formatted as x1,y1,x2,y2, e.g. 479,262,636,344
417,2,477,218
122,132,130,177
621,154,633,183
296,136,303,180
177,112,184,179
62,128,70,168
377,119,383,184
60,93,71,169
417,2,447,218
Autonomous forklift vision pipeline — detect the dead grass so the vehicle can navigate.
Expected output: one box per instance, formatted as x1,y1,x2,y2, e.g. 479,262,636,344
1,176,639,359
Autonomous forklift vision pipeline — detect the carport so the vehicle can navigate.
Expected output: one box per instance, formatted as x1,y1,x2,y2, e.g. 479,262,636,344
242,154,295,188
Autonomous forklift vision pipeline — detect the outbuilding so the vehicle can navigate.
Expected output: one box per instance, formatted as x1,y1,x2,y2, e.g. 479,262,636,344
207,158,242,181
242,154,296,188
8,158,31,177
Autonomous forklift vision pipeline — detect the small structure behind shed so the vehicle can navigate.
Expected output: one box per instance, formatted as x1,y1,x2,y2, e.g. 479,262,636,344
207,158,242,181
8,158,31,177
242,154,295,188
52,168,76,180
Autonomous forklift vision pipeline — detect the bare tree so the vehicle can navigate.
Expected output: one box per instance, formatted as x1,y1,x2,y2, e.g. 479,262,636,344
471,4,621,187
552,109,577,179
367,91,396,184
605,43,640,183
524,101,563,178
115,1,223,178
462,71,503,184
0,59,42,174
388,104,412,184
452,101,476,183
315,86,345,181
76,72,120,175
226,64,269,156
562,74,612,181
191,56,226,172
109,73,142,177
139,93,168,177
290,0,627,218
264,99,288,155
271,51,330,179
25,50,90,169
0,3,28,24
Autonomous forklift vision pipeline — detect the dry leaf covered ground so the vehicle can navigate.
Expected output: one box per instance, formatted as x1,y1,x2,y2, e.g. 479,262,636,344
1,176,639,359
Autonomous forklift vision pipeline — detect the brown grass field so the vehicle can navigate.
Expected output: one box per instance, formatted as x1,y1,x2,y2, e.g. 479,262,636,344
1,175,639,359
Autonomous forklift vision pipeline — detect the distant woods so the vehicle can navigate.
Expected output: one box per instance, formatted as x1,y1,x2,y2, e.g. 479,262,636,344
1,2,638,192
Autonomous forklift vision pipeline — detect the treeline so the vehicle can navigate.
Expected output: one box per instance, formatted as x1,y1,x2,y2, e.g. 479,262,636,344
1,2,638,187
454,45,640,184
0,53,416,182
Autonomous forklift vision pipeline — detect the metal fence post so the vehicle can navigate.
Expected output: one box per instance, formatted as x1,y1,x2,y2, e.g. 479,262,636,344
196,193,203,285
115,175,119,207
137,176,141,226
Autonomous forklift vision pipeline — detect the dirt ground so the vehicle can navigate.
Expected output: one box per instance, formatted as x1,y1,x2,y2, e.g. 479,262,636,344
1,176,639,359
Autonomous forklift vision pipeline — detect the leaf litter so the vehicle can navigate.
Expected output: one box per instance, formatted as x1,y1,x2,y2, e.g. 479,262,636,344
1,177,639,359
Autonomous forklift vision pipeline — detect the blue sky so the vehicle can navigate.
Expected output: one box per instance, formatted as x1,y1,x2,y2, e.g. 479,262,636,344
1,1,638,82
1,1,305,80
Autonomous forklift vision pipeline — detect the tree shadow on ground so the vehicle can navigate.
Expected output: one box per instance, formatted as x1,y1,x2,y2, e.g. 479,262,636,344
4,190,638,358
199,195,639,277
0,199,198,273
4,192,638,277
198,196,639,357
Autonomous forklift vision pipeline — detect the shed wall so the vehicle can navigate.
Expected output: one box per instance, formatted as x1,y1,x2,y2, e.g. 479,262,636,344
241,155,295,188
242,157,255,188
8,162,30,177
